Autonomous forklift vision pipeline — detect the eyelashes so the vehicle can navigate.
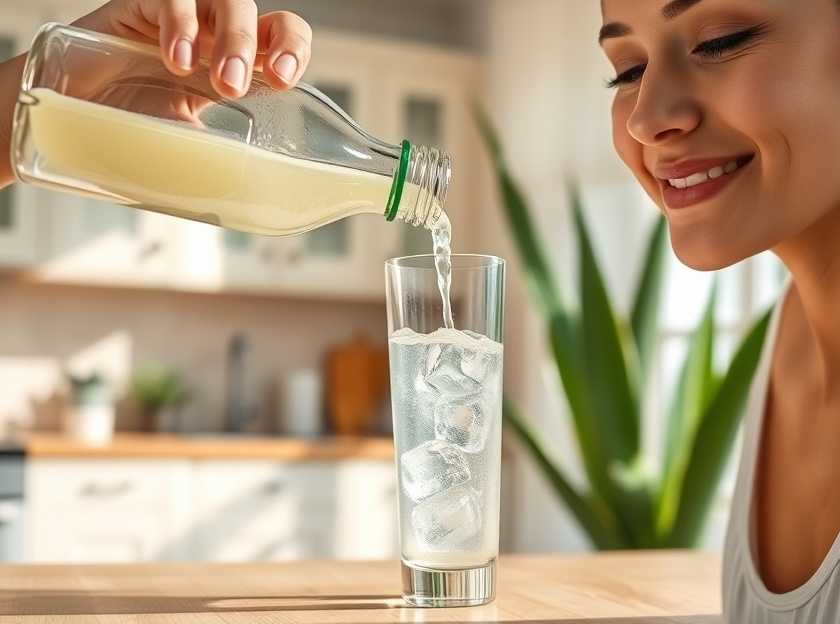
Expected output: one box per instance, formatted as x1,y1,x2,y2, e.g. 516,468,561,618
692,24,765,58
606,24,766,89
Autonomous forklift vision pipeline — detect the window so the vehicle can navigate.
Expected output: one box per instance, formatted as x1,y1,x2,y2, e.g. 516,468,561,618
401,96,444,256
647,193,785,536
301,83,352,258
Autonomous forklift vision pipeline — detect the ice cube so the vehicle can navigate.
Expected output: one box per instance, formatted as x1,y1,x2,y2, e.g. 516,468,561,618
425,344,484,397
400,440,471,502
411,483,482,550
434,396,491,453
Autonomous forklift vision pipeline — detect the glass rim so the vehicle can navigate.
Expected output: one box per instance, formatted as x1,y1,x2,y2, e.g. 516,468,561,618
385,254,505,272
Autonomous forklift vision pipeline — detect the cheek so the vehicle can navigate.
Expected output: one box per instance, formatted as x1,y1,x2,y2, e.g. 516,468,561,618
611,97,662,204
717,50,840,229
611,97,637,170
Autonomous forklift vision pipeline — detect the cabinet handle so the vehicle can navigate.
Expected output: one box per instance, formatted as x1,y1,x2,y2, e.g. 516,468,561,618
79,481,133,498
138,239,163,261
260,479,287,496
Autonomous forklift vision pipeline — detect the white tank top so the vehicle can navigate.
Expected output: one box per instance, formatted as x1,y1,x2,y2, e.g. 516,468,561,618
723,281,840,622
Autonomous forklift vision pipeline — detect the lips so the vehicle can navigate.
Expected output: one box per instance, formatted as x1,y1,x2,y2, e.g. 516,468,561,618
654,154,755,210
654,155,752,181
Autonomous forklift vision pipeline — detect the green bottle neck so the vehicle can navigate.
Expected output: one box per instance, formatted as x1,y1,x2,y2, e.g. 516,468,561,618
385,140,452,229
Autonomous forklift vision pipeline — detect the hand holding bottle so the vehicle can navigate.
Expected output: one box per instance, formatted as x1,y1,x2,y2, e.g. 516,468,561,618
0,0,313,187
73,0,312,97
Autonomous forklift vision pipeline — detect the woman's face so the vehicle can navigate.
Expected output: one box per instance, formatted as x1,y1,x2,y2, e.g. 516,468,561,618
601,0,840,270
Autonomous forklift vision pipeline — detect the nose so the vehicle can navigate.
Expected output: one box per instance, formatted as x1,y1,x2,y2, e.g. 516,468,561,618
626,62,702,146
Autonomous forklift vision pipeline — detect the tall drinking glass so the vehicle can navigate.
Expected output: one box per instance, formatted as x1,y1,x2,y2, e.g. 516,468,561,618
385,254,505,607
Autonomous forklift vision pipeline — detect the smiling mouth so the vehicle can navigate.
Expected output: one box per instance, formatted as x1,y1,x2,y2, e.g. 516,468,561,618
655,154,755,210
661,154,755,189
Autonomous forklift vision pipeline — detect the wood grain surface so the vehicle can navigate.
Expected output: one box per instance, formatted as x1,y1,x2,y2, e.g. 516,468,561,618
23,433,395,460
0,552,722,623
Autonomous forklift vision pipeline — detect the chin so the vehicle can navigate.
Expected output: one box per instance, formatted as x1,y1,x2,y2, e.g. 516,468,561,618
668,225,751,272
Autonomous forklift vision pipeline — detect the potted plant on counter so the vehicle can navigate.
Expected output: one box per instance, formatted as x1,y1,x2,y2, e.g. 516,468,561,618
130,367,190,432
65,371,115,445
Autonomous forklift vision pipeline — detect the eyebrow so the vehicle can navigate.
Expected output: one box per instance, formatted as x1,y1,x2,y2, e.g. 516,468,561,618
599,0,705,44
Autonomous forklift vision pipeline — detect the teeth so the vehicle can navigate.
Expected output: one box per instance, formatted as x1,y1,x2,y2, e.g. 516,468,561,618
668,159,742,189
685,172,708,186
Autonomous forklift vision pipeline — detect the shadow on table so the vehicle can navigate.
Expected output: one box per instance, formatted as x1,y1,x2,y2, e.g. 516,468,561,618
0,591,722,622
0,591,407,615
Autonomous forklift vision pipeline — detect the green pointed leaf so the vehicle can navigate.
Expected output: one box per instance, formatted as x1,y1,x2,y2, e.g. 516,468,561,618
630,217,668,384
547,312,617,512
666,308,773,547
503,398,627,549
475,105,626,540
573,188,640,463
473,105,562,316
610,464,657,549
656,283,717,538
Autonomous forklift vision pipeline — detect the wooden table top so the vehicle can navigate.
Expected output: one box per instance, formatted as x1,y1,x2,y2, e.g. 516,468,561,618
0,552,722,623
23,433,395,461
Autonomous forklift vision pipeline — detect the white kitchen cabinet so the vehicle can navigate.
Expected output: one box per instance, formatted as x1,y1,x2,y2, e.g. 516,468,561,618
191,459,397,562
25,459,193,563
215,54,386,298
17,21,481,298
381,65,479,261
36,195,177,288
204,30,482,299
24,456,398,563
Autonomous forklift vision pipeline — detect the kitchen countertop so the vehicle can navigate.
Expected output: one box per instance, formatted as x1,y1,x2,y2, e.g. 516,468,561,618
0,552,722,623
23,433,395,460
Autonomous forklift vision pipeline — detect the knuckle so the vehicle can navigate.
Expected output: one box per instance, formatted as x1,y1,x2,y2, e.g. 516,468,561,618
226,0,257,18
228,29,257,54
273,10,312,41
171,10,198,27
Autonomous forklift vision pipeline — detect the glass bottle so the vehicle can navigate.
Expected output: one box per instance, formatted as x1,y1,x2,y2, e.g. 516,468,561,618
11,23,451,235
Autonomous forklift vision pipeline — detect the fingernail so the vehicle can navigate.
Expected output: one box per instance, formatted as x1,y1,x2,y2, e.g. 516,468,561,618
273,53,298,83
173,39,193,70
222,56,247,92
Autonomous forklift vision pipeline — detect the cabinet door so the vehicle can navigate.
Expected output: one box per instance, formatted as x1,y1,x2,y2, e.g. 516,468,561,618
192,461,335,561
38,194,178,288
191,459,398,561
379,62,481,265
332,460,398,558
25,459,193,563
0,9,44,267
228,55,385,299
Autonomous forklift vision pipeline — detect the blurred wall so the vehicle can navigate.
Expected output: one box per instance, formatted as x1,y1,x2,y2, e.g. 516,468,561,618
477,0,656,553
259,0,482,50
0,279,386,433
0,0,482,434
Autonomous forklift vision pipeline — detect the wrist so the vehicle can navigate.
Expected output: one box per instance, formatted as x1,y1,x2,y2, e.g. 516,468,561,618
0,53,26,185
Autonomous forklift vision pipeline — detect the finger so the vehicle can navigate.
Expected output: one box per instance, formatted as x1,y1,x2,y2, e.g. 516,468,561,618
155,0,200,75
209,0,258,98
257,11,312,90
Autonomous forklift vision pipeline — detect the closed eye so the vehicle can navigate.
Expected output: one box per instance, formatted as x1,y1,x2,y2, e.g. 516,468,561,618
606,24,767,89
606,64,646,89
691,24,765,59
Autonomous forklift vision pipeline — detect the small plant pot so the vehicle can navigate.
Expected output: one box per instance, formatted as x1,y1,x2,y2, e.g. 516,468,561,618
65,403,115,446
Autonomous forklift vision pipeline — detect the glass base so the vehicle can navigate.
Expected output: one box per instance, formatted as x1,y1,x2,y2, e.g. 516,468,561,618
401,559,495,607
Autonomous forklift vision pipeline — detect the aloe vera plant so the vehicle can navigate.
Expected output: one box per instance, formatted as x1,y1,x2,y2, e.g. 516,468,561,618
475,108,772,548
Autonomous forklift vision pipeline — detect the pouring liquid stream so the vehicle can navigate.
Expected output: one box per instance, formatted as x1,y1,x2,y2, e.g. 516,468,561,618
431,212,454,329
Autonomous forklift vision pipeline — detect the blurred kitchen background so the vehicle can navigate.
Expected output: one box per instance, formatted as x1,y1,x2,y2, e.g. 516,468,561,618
0,1,785,564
